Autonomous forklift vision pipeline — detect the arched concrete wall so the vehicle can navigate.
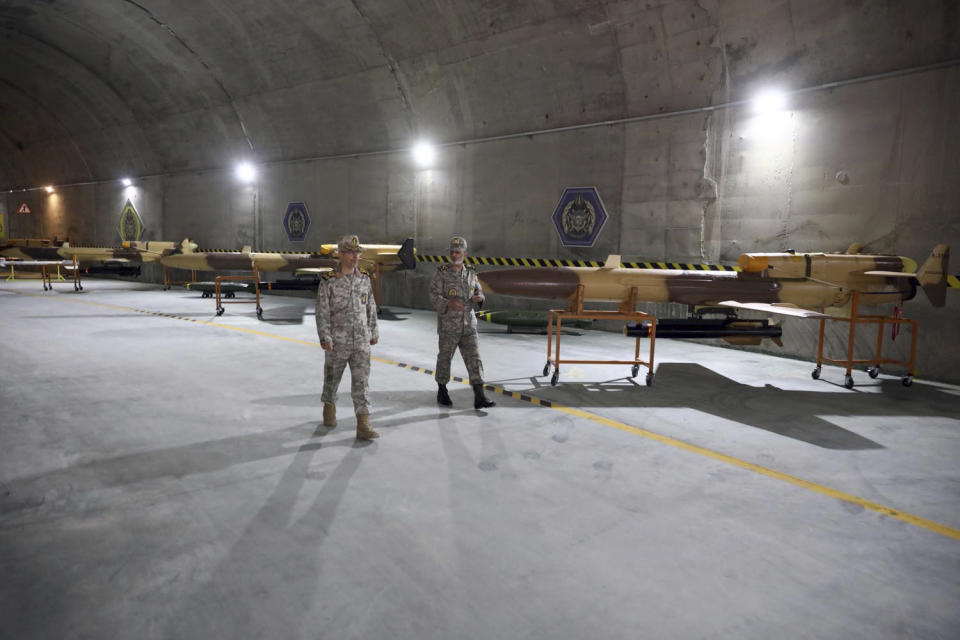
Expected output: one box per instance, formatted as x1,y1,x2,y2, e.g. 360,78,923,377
2,0,958,381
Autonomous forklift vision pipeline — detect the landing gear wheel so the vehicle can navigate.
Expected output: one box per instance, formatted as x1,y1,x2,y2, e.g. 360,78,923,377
201,291,210,298
630,365,640,378
550,370,559,386
256,307,263,320
542,362,551,377
811,366,821,380
78,284,83,291
645,372,654,386
901,375,914,387
216,307,224,316
844,374,855,389
867,366,880,379
226,292,235,299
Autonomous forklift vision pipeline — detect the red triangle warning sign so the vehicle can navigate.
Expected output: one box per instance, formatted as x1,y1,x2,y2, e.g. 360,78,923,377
17,202,31,214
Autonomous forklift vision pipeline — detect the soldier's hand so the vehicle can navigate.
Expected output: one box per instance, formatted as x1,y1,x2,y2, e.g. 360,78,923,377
448,299,464,311
321,340,333,351
470,294,483,303
369,337,378,345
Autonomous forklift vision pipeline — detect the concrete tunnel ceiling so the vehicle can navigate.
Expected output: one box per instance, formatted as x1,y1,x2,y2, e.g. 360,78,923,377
1,0,958,191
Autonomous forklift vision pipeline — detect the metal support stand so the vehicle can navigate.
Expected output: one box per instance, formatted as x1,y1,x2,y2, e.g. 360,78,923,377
163,265,197,290
542,285,657,386
70,256,82,291
215,262,263,319
812,291,918,388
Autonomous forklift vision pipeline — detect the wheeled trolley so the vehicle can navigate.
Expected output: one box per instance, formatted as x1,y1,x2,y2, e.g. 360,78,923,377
215,262,264,319
813,291,918,388
542,285,657,386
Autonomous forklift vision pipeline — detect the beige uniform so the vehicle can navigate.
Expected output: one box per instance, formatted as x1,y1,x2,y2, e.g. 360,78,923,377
316,267,378,415
430,263,485,385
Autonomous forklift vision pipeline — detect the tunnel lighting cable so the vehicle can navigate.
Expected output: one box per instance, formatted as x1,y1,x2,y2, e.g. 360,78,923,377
3,285,959,542
6,58,958,195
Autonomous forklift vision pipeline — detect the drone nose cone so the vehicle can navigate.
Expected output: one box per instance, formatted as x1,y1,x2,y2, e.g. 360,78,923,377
478,268,580,299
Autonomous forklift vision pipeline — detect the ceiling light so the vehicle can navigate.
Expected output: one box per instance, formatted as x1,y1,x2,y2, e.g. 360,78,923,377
235,162,257,183
122,178,133,187
44,185,54,193
411,141,436,168
753,89,787,114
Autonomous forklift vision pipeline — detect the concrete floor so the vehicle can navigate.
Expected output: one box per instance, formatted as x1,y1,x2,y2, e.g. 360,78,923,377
1,279,958,640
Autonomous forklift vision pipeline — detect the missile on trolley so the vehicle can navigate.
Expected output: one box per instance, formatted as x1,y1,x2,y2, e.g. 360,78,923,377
478,245,950,318
1,238,196,266
160,238,416,273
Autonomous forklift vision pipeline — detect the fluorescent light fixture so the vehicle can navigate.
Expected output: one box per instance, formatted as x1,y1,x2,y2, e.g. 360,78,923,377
411,141,436,168
235,161,257,183
44,185,54,193
753,89,787,114
122,177,133,187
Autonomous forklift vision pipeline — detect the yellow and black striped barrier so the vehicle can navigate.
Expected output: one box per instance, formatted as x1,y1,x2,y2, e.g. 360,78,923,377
198,248,335,255
415,254,740,270
416,254,960,287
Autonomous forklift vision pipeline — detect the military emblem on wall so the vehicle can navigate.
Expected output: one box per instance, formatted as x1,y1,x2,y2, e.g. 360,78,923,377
283,202,311,242
551,187,608,247
116,199,143,242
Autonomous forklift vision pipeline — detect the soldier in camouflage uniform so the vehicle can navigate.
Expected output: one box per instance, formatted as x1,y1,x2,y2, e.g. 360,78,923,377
430,236,496,410
316,234,380,440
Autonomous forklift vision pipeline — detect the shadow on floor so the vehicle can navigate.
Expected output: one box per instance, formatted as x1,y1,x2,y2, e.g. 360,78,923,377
0,421,353,522
486,362,960,450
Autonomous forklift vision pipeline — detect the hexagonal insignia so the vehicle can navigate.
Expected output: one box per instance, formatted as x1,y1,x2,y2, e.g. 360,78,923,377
283,202,311,242
551,187,608,247
117,199,143,242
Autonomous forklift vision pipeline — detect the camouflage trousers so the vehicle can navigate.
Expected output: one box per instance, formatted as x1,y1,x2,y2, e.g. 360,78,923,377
435,331,484,385
321,347,372,415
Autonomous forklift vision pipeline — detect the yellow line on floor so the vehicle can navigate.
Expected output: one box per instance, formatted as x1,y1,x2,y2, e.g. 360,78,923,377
7,287,959,541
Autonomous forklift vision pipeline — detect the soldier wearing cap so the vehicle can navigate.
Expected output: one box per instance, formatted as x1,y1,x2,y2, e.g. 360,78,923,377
430,236,496,410
316,234,380,440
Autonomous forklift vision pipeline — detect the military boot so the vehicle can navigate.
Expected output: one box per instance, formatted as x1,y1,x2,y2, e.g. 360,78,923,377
356,414,380,440
323,403,337,427
437,383,452,407
473,384,496,409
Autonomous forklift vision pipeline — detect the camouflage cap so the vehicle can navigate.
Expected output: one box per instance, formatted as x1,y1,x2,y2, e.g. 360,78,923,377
338,234,362,253
449,236,468,251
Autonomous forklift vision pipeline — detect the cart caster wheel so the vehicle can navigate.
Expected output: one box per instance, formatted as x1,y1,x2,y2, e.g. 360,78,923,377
867,366,880,379
811,366,821,380
550,371,559,386
844,374,855,389
216,307,224,316
631,365,640,378
901,375,913,387
645,372,654,386
542,362,551,377
256,307,263,319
